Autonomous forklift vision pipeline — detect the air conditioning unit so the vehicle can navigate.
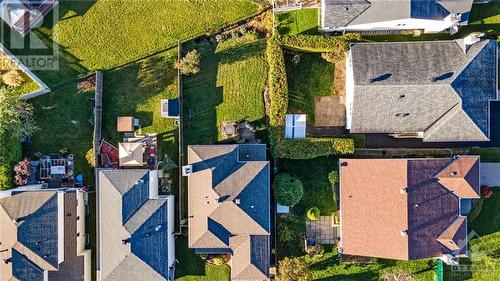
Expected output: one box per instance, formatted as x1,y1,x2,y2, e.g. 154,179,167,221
182,165,193,176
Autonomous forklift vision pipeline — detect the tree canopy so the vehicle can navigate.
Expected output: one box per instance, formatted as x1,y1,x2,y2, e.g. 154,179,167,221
273,173,303,206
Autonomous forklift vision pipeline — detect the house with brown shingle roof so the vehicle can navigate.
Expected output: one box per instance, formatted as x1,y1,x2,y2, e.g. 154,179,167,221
339,156,480,265
186,144,270,281
0,185,91,281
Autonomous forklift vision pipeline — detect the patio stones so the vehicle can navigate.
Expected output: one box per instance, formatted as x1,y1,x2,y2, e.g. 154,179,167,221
306,215,340,245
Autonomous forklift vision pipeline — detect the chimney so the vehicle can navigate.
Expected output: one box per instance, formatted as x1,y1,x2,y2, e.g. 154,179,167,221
182,165,193,176
400,230,408,237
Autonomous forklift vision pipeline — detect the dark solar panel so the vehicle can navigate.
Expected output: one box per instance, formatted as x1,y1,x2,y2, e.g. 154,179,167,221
452,41,497,136
12,249,44,281
17,193,59,267
250,235,270,275
122,174,150,223
410,0,449,19
237,165,271,232
130,201,169,278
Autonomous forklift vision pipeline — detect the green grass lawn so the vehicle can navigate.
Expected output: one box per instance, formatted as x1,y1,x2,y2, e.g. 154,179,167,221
278,156,339,217
276,8,319,36
468,148,500,163
183,33,267,145
102,50,179,159
303,245,436,281
469,1,500,25
444,191,500,280
44,0,262,70
285,52,333,125
175,236,230,281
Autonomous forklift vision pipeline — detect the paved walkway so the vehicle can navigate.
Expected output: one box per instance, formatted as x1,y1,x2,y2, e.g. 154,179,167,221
306,216,339,245
480,163,500,187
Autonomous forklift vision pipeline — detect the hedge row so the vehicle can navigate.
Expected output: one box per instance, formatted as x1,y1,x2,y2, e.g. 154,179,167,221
0,135,22,190
280,33,361,53
266,36,356,159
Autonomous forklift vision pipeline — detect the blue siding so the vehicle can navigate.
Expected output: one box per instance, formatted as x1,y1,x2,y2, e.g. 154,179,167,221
452,41,498,136
17,194,58,267
12,249,44,281
411,0,449,19
130,201,169,278
122,174,150,223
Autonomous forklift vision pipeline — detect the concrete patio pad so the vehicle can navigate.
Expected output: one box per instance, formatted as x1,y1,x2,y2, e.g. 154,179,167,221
315,95,345,127
306,216,339,245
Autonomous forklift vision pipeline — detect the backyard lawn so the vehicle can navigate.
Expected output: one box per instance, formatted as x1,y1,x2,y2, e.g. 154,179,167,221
183,33,267,145
276,8,320,35
285,52,334,125
175,237,230,281
102,50,179,159
43,0,263,70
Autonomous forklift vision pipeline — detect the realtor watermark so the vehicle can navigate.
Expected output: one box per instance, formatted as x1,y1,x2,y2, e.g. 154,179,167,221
449,230,498,278
0,0,59,70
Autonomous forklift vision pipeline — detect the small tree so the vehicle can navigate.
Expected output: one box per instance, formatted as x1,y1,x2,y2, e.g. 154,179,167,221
276,257,311,281
175,49,201,75
13,158,31,186
85,148,96,168
277,214,304,243
273,173,303,206
328,170,339,184
306,207,320,221
3,70,24,87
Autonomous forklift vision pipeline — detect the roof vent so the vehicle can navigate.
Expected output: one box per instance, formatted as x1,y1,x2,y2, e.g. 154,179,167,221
235,198,241,205
122,238,130,245
155,224,162,231
399,95,406,99
400,188,407,194
345,7,349,11
3,258,11,264
451,171,458,176
341,162,348,167
403,113,410,117
400,230,408,237
414,203,419,207
182,165,193,176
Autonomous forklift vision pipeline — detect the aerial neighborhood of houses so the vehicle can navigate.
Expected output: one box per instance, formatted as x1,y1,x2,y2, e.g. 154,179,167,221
0,0,499,281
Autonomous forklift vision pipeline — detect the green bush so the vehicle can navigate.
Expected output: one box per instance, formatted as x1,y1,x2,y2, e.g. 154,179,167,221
0,164,11,190
273,173,304,206
0,135,22,190
306,207,320,221
266,36,356,159
328,170,339,184
211,255,226,266
281,33,361,53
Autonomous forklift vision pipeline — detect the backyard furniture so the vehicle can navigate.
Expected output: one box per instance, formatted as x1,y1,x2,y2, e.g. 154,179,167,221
160,99,180,118
221,121,237,138
117,116,134,132
236,121,256,142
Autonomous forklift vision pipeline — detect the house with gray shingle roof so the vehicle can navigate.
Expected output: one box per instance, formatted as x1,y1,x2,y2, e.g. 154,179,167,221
320,0,473,34
186,144,270,281
96,169,175,281
345,37,498,142
0,185,91,281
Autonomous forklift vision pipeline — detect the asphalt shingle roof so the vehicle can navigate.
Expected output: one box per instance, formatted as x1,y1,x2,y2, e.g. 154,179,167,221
349,39,498,142
188,144,270,280
98,169,171,281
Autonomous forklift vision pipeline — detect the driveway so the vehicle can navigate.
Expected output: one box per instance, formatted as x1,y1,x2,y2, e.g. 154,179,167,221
481,163,500,187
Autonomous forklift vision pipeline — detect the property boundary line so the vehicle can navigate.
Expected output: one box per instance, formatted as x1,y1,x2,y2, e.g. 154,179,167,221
93,71,103,165
177,41,185,233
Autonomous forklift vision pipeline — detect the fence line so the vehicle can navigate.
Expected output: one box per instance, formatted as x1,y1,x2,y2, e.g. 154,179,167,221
93,71,103,165
177,41,185,232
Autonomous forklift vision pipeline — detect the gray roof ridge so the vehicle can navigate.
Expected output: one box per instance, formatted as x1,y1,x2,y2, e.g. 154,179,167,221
450,40,489,86
342,0,372,26
103,253,166,281
191,230,229,249
423,101,461,138
124,198,167,234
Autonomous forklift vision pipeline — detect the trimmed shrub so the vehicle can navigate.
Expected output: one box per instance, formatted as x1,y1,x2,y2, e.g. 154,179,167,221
277,257,312,281
2,70,24,87
306,207,320,221
86,148,96,168
175,49,201,75
273,173,303,206
266,36,357,159
328,170,339,184
281,33,361,53
210,255,226,266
